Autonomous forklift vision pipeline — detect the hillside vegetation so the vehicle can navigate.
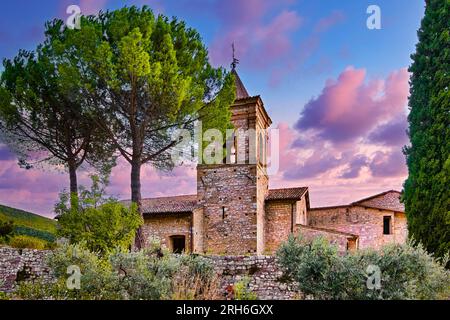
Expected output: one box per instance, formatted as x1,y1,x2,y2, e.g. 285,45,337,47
0,204,57,243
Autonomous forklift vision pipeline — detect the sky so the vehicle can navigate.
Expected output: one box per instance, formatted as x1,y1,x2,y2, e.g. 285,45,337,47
0,0,426,217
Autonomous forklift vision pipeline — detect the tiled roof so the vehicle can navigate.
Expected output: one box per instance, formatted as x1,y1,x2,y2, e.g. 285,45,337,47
232,69,250,100
310,190,405,213
266,187,308,201
352,190,404,212
123,195,198,214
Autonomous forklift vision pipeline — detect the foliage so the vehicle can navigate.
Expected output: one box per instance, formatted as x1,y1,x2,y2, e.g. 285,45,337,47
403,0,450,261
277,235,450,300
16,242,218,300
46,6,236,248
0,220,14,243
13,225,56,243
0,25,115,197
9,235,47,250
233,276,257,300
0,204,57,234
56,175,143,254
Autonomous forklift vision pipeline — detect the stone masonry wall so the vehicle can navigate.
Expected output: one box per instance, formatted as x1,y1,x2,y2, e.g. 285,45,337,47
207,255,301,300
197,164,258,255
265,201,294,254
0,247,53,292
308,206,407,250
142,213,192,252
0,248,300,300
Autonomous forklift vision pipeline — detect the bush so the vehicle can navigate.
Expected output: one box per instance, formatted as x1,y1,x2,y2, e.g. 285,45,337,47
56,175,143,254
9,235,47,250
277,235,450,300
0,220,14,243
233,277,257,300
16,242,219,300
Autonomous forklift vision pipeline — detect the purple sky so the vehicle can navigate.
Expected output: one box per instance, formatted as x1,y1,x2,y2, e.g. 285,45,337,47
0,1,425,217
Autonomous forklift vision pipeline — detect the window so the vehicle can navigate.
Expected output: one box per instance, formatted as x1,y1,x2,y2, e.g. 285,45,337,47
383,216,391,235
170,235,186,254
258,132,265,165
347,239,357,251
222,206,226,220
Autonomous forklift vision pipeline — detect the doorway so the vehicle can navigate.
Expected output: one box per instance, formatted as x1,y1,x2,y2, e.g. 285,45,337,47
170,235,186,254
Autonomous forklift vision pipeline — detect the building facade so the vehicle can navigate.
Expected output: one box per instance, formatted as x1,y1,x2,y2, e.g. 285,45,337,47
132,71,407,255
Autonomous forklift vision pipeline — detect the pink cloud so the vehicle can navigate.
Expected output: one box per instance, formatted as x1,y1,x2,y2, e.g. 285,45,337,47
295,67,409,144
209,0,302,68
268,10,345,87
79,0,109,15
314,10,345,33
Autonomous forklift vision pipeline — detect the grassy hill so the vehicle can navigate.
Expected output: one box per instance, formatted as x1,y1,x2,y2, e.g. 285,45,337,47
0,204,57,243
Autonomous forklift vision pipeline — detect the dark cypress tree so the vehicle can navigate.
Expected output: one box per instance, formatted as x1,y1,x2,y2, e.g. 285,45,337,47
403,0,449,261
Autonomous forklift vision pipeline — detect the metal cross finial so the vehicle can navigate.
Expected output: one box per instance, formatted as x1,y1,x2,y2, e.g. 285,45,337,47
231,42,239,70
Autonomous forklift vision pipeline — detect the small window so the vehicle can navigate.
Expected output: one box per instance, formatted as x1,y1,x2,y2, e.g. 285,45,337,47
383,216,391,235
222,206,226,219
170,235,186,254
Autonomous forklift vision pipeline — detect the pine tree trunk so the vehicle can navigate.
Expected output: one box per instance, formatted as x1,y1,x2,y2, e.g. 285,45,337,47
68,159,78,208
131,160,144,249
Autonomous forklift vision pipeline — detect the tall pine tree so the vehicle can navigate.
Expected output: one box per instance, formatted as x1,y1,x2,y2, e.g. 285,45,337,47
403,0,449,261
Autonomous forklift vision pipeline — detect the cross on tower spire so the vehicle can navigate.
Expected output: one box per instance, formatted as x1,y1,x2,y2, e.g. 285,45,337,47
231,42,239,70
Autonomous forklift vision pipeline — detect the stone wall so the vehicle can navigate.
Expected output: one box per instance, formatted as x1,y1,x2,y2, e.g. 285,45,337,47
264,201,294,254
0,247,300,300
142,213,192,252
0,247,52,292
308,206,407,250
197,164,258,255
207,255,300,300
295,225,354,253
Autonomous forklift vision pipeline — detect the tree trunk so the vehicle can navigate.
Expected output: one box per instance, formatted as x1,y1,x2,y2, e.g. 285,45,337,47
131,160,144,249
68,159,78,209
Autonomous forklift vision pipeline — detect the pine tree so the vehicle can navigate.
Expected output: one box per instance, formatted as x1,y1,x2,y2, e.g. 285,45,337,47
403,0,450,261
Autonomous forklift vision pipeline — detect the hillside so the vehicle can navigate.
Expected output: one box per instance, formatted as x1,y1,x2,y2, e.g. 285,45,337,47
0,204,57,242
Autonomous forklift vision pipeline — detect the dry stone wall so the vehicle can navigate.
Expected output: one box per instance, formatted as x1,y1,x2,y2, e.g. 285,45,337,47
0,247,53,292
207,255,301,300
0,247,300,300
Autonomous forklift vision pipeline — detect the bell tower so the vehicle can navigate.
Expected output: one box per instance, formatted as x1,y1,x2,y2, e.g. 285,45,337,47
196,62,272,255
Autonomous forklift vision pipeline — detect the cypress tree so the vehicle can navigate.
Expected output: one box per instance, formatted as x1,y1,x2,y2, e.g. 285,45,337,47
403,0,449,261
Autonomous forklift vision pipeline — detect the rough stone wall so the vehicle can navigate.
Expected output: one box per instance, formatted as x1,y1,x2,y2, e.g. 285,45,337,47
295,225,351,253
264,201,294,254
142,213,192,252
357,191,404,212
0,247,53,292
207,255,301,300
0,248,300,300
308,206,407,250
197,164,258,255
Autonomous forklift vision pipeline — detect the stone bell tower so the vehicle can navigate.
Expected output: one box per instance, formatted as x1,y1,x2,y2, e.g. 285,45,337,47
196,65,272,255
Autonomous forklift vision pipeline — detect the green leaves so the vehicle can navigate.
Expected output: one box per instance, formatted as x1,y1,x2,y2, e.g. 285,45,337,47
403,0,450,262
57,175,143,254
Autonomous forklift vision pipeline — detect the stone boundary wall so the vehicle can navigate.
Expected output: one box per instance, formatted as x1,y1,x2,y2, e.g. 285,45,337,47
207,255,301,300
0,247,300,300
0,247,53,292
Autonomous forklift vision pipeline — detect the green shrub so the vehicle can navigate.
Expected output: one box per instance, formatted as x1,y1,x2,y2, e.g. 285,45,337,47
13,225,56,242
277,235,450,300
16,242,218,300
0,220,14,243
56,175,143,254
9,235,47,250
234,277,257,300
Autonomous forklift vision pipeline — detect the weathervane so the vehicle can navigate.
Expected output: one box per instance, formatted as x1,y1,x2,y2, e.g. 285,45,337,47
231,42,239,70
